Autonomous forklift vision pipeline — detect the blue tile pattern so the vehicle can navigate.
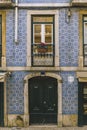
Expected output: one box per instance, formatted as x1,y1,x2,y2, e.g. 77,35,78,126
59,9,79,67
6,71,78,114
60,72,78,114
6,8,79,114
6,10,27,67
6,9,79,67
18,0,71,3
6,10,15,66
6,72,29,114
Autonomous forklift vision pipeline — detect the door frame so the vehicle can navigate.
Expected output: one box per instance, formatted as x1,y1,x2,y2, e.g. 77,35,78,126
0,73,7,126
24,72,62,127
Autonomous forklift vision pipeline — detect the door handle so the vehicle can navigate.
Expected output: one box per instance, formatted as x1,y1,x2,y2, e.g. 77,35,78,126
43,101,46,104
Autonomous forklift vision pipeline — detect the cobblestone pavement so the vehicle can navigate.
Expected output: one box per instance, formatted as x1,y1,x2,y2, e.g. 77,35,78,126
0,126,87,130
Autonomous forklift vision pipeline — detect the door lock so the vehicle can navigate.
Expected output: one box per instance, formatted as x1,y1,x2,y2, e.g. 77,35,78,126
43,101,46,104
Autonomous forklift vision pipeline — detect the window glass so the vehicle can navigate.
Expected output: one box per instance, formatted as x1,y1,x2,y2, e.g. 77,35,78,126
45,24,53,43
84,22,87,44
34,25,41,43
33,16,53,23
32,15,54,66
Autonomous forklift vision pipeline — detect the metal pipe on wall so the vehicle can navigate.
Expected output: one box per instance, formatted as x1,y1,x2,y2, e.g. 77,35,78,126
15,0,18,43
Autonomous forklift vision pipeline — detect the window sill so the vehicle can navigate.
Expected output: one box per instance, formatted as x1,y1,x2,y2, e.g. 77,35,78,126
78,66,87,71
72,0,87,6
27,66,60,71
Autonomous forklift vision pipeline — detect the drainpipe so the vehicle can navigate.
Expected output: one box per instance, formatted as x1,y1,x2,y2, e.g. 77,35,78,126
15,0,18,43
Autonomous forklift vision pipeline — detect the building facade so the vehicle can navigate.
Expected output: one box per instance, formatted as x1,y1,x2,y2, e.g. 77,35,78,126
0,0,87,128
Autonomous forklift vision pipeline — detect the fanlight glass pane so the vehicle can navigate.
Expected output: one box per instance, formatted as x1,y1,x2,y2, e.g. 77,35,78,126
33,16,53,23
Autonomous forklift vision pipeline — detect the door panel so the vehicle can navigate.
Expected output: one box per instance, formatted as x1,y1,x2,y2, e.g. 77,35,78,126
29,76,57,124
78,82,87,126
29,78,42,113
83,83,87,125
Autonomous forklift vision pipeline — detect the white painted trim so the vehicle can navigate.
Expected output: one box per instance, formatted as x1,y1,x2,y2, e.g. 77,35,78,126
55,10,59,67
18,3,70,7
0,66,78,71
27,10,59,67
27,10,31,67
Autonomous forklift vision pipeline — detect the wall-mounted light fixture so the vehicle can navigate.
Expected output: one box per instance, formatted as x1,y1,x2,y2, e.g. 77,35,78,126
7,71,12,77
65,8,71,24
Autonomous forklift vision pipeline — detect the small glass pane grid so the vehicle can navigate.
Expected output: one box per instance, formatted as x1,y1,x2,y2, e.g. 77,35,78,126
32,15,54,66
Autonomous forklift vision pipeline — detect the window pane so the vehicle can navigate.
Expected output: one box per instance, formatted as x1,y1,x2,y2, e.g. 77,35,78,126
32,15,54,66
84,22,87,44
84,16,87,21
84,56,87,65
33,16,53,23
34,25,41,43
45,25,53,43
84,45,87,55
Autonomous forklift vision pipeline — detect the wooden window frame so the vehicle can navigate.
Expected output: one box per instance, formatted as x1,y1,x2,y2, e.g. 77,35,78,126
31,15,54,67
27,10,59,69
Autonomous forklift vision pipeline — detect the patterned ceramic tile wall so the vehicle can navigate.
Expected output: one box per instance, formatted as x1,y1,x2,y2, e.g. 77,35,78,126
6,9,79,67
60,71,78,114
18,0,71,3
6,10,27,67
6,71,78,114
6,72,29,114
6,10,15,66
6,8,79,114
59,9,79,67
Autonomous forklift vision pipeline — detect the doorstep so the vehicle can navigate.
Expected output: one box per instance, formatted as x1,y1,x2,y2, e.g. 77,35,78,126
0,126,87,130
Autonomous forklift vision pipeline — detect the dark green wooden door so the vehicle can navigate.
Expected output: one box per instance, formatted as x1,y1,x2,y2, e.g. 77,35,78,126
0,16,2,66
78,82,87,126
0,82,4,126
29,76,58,125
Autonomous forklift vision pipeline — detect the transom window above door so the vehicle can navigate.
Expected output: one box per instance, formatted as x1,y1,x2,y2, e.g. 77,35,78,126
31,15,54,67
